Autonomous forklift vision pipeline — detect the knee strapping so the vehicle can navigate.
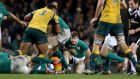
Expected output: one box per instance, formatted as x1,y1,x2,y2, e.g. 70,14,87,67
117,36,125,44
94,38,103,45
103,43,114,50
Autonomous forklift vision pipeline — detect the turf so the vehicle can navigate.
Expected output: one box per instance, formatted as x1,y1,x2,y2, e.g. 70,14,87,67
0,74,139,79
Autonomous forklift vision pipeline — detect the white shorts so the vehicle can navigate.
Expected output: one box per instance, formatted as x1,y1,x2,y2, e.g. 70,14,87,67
57,29,70,44
104,34,117,47
72,56,85,64
11,56,29,73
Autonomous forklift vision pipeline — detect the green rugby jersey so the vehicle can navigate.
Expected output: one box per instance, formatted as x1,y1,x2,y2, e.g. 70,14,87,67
65,39,88,58
0,2,11,26
0,52,11,73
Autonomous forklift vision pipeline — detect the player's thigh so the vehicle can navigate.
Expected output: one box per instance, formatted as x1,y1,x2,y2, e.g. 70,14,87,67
48,35,58,47
95,21,111,36
111,24,124,36
76,60,85,74
31,29,48,45
36,43,49,56
20,29,33,53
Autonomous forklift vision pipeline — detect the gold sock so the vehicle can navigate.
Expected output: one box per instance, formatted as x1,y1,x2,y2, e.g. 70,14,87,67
124,48,131,54
92,50,100,55
17,50,23,55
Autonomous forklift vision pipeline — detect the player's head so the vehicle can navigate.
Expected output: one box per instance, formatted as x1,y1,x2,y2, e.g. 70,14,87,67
47,0,61,9
70,31,79,44
129,0,139,10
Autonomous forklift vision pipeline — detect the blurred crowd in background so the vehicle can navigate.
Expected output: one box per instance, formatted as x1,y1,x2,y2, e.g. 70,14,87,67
2,0,140,60
1,0,97,50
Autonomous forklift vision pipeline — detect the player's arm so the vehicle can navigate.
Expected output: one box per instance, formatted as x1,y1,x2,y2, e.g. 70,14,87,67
135,27,140,33
24,13,33,23
84,48,91,63
90,0,105,25
121,0,127,9
3,16,8,20
135,8,140,33
53,14,61,33
10,13,27,26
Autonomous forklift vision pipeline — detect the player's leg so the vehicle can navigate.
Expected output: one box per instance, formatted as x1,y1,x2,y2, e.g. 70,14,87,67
129,35,140,62
128,37,140,74
48,35,59,49
76,60,85,74
117,36,137,67
53,49,69,69
0,27,2,51
71,56,85,74
63,50,72,65
15,28,33,56
92,22,110,72
113,24,137,67
18,42,32,55
101,35,126,63
102,57,111,75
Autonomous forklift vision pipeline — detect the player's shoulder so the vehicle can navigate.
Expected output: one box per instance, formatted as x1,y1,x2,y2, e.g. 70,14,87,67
78,39,87,46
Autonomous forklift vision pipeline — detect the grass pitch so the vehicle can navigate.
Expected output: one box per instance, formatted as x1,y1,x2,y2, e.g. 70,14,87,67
0,74,139,79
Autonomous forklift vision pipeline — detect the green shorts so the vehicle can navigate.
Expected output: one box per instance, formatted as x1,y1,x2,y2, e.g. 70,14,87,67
22,28,48,44
95,21,124,36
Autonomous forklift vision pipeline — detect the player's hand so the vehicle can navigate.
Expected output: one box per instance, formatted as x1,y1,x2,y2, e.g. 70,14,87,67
69,49,77,55
129,29,136,35
53,59,60,65
20,21,27,27
90,18,98,25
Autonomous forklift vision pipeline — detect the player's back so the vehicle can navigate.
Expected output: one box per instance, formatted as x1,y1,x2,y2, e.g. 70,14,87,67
58,16,69,29
28,7,55,33
0,52,11,73
100,0,122,23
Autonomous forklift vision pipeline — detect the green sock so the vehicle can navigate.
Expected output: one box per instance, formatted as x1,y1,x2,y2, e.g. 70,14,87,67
32,57,54,64
92,53,102,71
53,49,69,69
107,51,125,62
104,58,111,71
126,52,137,67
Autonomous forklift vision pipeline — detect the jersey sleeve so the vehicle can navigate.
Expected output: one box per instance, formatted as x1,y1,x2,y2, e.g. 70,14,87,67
52,14,59,24
80,41,88,52
31,10,36,14
3,7,11,16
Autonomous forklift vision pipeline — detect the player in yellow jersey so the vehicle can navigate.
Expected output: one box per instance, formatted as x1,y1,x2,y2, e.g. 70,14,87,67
90,0,137,73
15,4,61,57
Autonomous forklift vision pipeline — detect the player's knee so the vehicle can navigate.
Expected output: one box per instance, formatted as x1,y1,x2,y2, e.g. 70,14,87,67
100,49,109,57
116,35,125,44
76,63,85,74
94,38,103,45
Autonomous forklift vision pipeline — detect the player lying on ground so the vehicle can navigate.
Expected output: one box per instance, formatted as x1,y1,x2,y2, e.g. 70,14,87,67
0,52,31,74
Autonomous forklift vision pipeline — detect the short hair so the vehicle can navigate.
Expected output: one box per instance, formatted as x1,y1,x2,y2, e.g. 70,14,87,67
71,31,79,38
47,0,61,8
129,0,139,4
